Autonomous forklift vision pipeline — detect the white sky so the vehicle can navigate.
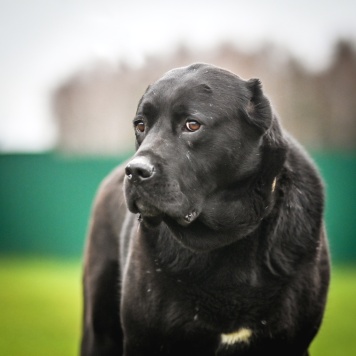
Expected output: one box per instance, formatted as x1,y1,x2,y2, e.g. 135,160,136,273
0,0,355,151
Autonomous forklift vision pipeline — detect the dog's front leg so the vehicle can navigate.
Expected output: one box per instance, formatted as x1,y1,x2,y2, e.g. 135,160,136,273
216,340,310,356
81,173,125,355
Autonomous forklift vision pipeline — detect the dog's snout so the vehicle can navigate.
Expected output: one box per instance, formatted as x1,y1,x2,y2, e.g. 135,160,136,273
125,158,154,183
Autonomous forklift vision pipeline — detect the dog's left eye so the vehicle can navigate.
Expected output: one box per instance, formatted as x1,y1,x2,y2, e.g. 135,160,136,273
185,120,201,132
134,120,146,133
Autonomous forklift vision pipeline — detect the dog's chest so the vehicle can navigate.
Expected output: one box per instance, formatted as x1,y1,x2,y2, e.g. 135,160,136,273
123,247,271,338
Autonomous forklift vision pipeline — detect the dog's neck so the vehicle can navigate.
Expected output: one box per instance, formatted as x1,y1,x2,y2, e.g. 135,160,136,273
146,173,278,255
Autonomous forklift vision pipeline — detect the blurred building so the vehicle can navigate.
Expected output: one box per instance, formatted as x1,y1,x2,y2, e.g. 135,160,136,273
52,40,356,155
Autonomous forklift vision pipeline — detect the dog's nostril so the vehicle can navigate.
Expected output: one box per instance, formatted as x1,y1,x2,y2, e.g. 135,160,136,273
125,160,154,182
125,166,133,180
137,167,153,179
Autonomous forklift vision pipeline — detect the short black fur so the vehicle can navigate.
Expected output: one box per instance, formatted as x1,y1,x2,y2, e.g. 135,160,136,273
81,63,330,356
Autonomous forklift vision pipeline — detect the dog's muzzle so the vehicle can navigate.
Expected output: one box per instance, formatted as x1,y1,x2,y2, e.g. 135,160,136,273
124,156,198,226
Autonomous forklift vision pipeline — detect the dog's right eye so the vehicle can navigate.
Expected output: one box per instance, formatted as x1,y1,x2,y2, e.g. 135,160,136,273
134,120,145,133
185,120,201,132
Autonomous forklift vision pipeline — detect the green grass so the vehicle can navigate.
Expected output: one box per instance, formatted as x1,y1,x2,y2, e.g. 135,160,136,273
0,257,82,356
310,265,356,355
0,258,355,356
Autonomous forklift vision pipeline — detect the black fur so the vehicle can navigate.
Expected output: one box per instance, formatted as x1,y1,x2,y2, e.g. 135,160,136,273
81,63,330,355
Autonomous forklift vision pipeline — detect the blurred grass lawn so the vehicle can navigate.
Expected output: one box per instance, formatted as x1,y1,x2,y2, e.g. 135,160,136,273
0,258,355,356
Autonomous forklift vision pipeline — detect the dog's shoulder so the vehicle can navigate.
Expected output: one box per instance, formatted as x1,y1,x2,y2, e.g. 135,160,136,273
91,163,126,222
262,133,326,275
85,163,128,262
284,134,324,198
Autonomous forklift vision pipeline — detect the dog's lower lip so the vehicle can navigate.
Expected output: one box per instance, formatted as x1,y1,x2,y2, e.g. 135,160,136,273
173,210,198,227
135,199,162,218
184,210,197,223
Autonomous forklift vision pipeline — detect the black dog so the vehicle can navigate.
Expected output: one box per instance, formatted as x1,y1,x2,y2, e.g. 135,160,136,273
81,63,330,356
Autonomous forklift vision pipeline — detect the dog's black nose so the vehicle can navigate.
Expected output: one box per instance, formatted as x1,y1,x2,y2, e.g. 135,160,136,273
125,158,154,183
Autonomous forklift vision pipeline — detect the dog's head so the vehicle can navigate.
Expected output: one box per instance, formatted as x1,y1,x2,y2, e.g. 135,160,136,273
124,63,286,251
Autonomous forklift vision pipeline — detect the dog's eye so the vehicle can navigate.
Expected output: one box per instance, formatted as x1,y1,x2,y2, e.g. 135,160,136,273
134,120,145,133
185,120,201,132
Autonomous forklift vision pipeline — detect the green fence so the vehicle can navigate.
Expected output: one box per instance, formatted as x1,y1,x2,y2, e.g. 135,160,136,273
0,152,355,262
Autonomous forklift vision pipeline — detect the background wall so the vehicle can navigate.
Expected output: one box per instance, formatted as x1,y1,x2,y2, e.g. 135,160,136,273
1,151,355,263
0,153,126,257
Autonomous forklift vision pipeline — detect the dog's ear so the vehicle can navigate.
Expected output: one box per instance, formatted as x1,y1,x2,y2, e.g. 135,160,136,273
244,79,273,134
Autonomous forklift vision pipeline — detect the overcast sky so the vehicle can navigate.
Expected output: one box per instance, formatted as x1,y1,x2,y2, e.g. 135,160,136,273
1,0,355,152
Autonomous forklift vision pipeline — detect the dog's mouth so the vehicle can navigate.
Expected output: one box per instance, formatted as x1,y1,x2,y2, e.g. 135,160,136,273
175,209,199,226
130,196,199,228
124,173,201,227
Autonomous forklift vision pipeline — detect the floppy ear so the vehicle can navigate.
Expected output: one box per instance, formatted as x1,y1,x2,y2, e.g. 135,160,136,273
245,78,273,133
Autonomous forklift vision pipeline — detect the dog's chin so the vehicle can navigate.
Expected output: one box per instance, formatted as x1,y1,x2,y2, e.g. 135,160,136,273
135,200,161,217
132,199,199,228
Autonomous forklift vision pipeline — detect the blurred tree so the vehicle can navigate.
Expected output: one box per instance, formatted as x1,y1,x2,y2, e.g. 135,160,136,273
317,40,356,149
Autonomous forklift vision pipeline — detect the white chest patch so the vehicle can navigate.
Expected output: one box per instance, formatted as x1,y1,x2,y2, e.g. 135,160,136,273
220,327,253,345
